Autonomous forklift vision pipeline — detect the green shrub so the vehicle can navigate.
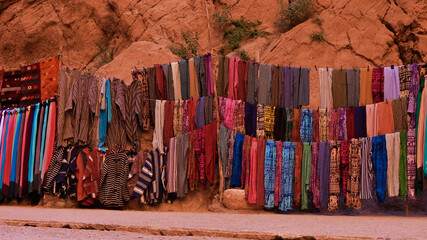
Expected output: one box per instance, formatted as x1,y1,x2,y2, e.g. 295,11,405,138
238,50,251,61
213,6,232,30
276,0,313,32
182,31,199,56
223,17,268,53
309,30,326,42
168,31,199,59
94,42,114,66
169,44,189,60
312,17,323,26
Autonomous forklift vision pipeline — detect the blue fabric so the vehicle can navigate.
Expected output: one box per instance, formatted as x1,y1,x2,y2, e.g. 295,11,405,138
230,133,244,188
106,79,112,124
300,109,313,142
0,111,10,195
264,140,276,209
9,109,23,197
372,135,387,204
39,102,49,173
98,79,110,152
28,103,40,190
279,141,295,211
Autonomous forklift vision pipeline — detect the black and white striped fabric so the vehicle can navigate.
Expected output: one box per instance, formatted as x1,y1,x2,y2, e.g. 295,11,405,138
99,152,130,207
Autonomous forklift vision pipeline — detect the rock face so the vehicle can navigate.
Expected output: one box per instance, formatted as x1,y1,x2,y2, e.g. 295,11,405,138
96,41,179,83
223,189,263,210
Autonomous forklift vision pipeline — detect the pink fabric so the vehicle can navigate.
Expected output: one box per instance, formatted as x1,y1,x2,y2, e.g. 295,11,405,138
41,101,57,181
233,58,240,99
248,137,258,204
228,57,235,99
19,108,30,191
224,98,235,130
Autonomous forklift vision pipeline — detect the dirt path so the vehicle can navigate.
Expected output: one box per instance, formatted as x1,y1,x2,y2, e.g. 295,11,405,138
0,206,425,239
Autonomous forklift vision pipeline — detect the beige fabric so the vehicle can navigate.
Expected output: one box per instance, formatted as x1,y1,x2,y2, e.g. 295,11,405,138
171,62,182,100
319,68,333,109
386,132,400,197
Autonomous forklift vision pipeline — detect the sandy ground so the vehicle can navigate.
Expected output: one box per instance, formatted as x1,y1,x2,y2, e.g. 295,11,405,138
0,206,426,239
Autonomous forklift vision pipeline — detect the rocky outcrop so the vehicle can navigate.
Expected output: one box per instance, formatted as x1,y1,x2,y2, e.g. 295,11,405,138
96,41,179,83
260,0,427,108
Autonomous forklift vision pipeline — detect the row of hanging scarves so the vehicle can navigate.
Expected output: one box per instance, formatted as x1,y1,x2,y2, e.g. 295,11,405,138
0,51,424,209
0,99,56,201
219,123,408,212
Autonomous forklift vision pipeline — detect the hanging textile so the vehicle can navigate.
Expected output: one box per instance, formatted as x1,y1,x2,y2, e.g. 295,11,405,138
248,137,258,204
319,68,333,109
1,70,21,108
328,140,340,211
384,66,400,101
346,107,355,140
132,69,151,130
312,109,319,143
301,142,312,210
346,68,360,107
399,65,411,99
359,68,373,106
216,56,227,98
399,131,408,197
372,67,384,103
300,109,313,142
386,132,400,197
340,140,350,202
332,69,347,108
360,137,374,199
258,64,272,106
328,109,339,140
292,109,301,142
354,106,367,138
318,141,330,209
247,62,258,105
282,66,293,108
319,109,328,142
309,142,320,209
264,106,275,140
338,108,347,141
279,141,295,211
20,63,41,106
40,55,59,101
346,138,361,209
392,97,408,132
179,60,189,100
163,63,174,101
372,135,387,204
231,133,244,188
293,142,303,208
285,108,293,141
242,135,252,196
274,141,283,206
264,140,276,209
256,138,266,206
